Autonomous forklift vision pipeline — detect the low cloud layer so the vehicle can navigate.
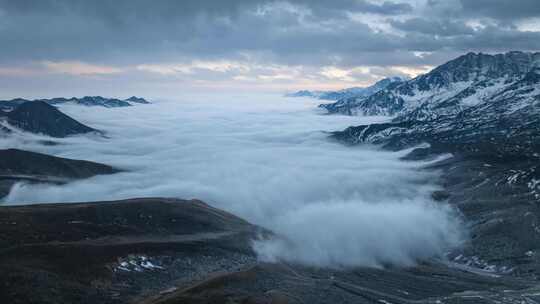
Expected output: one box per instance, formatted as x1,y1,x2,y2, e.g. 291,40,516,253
1,95,465,267
254,200,461,267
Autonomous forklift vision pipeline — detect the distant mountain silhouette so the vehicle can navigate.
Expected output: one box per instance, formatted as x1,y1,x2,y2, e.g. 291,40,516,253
0,96,150,111
2,100,97,137
287,76,406,101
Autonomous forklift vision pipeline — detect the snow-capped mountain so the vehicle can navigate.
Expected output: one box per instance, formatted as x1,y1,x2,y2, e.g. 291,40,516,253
333,65,540,150
332,52,540,206
331,52,540,278
332,52,540,152
323,52,540,118
331,52,540,191
286,76,406,101
0,96,150,111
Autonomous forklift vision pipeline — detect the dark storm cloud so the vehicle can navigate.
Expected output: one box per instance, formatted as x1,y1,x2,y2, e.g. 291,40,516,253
298,0,413,17
0,0,411,64
0,0,539,72
1,0,412,21
0,0,257,63
390,18,475,37
458,0,540,21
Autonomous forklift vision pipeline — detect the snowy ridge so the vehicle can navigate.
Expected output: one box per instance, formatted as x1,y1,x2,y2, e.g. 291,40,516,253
322,51,540,120
332,53,540,205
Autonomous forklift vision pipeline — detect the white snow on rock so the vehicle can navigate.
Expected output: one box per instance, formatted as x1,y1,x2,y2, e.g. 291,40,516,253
113,255,164,273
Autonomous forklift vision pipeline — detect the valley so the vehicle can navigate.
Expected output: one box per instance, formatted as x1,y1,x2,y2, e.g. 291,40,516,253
2,51,540,303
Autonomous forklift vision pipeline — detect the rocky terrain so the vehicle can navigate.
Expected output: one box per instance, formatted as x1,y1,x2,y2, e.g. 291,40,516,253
0,96,149,111
0,100,99,137
0,149,119,199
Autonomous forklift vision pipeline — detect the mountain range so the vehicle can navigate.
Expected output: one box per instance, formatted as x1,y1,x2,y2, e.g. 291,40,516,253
330,51,540,155
286,76,406,101
322,51,539,118
0,96,149,111
330,51,540,280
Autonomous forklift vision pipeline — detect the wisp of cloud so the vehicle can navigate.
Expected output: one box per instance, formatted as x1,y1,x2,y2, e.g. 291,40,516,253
0,93,465,268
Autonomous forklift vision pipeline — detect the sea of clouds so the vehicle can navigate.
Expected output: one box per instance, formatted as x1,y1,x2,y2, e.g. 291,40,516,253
0,93,464,268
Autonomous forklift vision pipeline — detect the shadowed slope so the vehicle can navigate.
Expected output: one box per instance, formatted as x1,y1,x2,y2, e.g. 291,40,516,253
4,101,97,137
0,149,119,198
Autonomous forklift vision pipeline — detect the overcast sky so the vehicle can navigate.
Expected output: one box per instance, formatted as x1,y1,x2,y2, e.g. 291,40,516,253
1,0,539,98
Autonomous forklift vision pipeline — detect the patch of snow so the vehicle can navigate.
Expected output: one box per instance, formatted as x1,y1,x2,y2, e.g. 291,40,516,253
462,79,508,107
113,254,165,273
528,179,540,200
507,171,523,184
451,254,511,276
159,287,178,295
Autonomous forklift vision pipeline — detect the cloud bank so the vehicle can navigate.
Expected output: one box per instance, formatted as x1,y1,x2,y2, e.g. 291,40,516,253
1,94,465,268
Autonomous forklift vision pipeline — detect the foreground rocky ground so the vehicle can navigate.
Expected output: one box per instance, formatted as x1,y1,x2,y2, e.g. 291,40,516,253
0,198,259,304
2,197,540,304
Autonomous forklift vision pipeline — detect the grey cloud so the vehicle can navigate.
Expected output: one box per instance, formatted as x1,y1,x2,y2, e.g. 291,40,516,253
0,0,539,80
360,0,413,15
298,0,413,18
0,0,413,66
390,18,476,36
459,0,540,21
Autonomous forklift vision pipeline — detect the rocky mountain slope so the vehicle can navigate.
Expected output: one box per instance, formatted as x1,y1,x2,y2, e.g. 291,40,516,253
287,76,405,101
0,100,98,137
0,96,149,111
0,149,119,198
331,51,540,281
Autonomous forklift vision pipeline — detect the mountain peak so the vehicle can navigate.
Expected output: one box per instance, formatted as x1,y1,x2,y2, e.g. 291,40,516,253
0,96,151,110
4,100,97,137
406,51,540,92
289,76,405,101
372,76,409,88
125,96,150,104
321,51,540,118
